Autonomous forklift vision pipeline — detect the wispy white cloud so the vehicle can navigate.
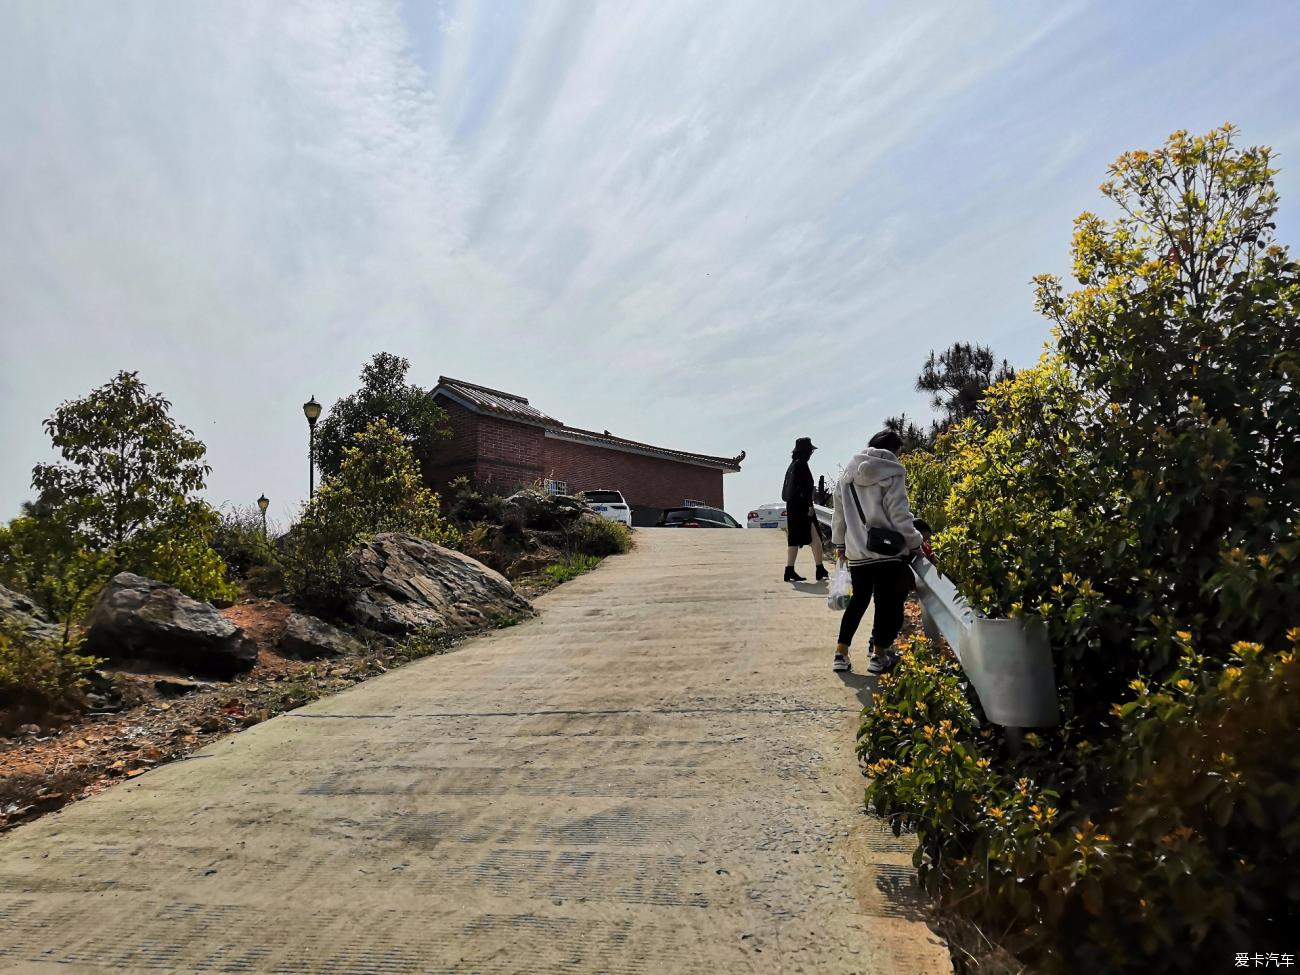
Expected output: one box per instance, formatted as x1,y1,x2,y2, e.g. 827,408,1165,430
2,0,1298,523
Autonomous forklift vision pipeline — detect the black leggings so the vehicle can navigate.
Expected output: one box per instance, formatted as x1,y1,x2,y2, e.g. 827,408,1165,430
837,560,911,649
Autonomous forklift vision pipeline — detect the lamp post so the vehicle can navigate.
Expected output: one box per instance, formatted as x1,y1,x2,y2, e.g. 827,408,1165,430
257,494,269,538
303,396,322,497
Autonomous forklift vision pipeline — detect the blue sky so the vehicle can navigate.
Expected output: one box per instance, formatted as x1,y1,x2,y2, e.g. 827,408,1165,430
1,1,1298,526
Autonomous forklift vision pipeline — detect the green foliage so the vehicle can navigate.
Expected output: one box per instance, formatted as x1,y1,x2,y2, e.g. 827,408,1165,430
859,126,1300,970
284,419,459,611
0,619,100,707
898,449,952,533
862,634,1300,972
541,554,602,585
886,342,1016,452
572,516,633,558
444,477,507,528
0,515,114,643
917,342,1016,432
31,371,210,551
211,505,278,579
1,372,236,625
313,352,451,480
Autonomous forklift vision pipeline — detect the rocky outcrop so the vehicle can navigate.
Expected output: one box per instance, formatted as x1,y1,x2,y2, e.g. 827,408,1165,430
83,573,257,678
345,533,531,635
279,613,363,659
0,584,62,645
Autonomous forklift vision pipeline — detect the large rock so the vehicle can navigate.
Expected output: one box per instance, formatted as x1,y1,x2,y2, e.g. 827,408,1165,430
0,584,62,645
501,490,588,532
345,533,532,635
83,573,257,678
279,613,363,659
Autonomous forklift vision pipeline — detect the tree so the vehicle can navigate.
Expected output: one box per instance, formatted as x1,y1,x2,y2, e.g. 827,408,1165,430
884,343,1016,452
1,371,234,623
284,419,458,612
314,353,451,481
882,413,931,454
32,371,210,552
916,341,1016,433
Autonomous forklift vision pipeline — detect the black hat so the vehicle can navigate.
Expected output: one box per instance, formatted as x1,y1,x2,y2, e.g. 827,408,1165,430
795,436,817,452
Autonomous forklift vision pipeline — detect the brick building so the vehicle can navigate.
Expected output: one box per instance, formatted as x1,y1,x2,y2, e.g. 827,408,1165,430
426,377,745,525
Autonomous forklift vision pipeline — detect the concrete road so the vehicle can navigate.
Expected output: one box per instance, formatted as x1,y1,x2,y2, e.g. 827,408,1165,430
0,530,949,974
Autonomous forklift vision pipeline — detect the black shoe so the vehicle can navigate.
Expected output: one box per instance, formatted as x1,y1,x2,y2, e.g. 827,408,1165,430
867,649,899,676
784,567,806,582
815,564,829,582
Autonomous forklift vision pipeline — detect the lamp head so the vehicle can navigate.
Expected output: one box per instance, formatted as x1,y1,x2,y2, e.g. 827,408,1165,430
303,396,322,425
257,494,269,513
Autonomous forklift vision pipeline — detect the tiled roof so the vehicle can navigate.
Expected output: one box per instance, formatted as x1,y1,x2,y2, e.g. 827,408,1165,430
547,426,745,472
434,376,559,426
435,377,744,472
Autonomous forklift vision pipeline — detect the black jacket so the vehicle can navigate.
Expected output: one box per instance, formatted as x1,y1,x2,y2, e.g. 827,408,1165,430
782,460,814,508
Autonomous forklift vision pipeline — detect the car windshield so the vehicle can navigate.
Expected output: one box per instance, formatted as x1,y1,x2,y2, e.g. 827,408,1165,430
583,491,624,503
663,509,701,523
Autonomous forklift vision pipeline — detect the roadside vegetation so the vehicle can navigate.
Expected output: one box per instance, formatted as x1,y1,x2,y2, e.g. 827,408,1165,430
0,356,629,738
859,126,1298,971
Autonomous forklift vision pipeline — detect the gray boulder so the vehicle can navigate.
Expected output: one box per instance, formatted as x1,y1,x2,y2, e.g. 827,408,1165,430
0,584,62,645
279,613,363,659
345,533,531,635
83,573,257,678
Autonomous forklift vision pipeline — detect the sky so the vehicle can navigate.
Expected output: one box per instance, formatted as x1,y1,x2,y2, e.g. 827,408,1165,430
2,1,1298,527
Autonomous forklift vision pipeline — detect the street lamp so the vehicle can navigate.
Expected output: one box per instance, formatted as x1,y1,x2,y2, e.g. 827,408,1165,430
256,494,269,538
303,396,322,497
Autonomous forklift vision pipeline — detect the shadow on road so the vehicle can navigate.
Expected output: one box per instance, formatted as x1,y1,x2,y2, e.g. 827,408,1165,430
789,581,828,596
837,669,877,711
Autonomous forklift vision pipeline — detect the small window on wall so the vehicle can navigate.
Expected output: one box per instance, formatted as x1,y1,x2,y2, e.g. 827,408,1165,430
544,479,568,496
684,498,707,507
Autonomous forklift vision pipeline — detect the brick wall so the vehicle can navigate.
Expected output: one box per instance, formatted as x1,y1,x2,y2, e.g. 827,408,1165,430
424,397,481,491
473,415,547,491
541,435,725,510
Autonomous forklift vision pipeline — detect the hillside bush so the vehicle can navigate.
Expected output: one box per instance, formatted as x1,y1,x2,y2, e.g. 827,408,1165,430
0,619,100,711
283,420,459,613
572,515,633,558
211,505,278,578
858,125,1300,971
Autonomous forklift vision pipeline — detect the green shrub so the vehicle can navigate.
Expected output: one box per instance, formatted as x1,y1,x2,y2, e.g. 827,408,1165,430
445,477,507,528
211,505,278,579
283,419,459,613
899,449,953,533
862,633,1300,972
858,126,1300,970
541,554,602,585
0,619,100,708
572,516,633,557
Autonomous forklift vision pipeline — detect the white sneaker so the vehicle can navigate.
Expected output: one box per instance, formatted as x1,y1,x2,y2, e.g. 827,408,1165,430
832,652,851,672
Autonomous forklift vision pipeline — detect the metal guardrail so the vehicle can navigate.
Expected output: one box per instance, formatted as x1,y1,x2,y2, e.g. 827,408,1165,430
911,558,1059,727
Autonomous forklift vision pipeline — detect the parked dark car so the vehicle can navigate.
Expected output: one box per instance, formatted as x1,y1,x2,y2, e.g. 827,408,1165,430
656,506,743,528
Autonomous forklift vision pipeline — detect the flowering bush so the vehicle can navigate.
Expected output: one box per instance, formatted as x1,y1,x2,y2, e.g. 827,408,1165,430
859,127,1300,971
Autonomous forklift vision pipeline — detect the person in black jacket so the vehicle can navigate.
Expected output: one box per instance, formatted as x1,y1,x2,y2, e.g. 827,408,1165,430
782,437,827,582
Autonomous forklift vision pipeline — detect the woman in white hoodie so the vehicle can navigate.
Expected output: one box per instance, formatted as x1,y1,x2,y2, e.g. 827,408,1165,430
829,430,923,675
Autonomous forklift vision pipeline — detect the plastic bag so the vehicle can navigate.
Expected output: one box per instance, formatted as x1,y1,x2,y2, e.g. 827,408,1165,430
827,563,852,611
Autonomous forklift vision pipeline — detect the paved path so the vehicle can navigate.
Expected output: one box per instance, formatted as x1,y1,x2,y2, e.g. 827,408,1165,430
0,530,949,974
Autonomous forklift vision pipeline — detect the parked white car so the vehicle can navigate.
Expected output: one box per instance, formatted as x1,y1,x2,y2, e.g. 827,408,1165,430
748,501,835,538
580,489,633,527
747,502,787,529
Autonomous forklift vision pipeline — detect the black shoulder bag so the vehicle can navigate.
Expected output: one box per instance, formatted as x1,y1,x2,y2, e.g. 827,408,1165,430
847,482,907,557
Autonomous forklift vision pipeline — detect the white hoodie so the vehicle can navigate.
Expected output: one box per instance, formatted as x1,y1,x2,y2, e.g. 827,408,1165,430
831,447,923,563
